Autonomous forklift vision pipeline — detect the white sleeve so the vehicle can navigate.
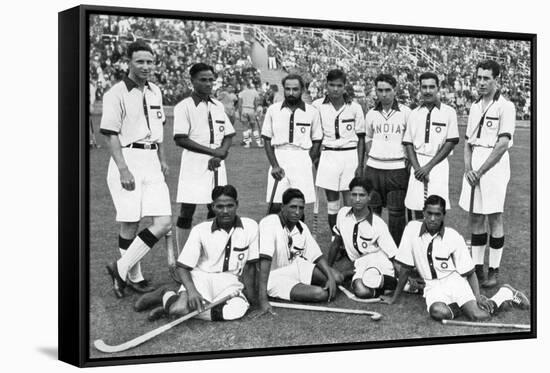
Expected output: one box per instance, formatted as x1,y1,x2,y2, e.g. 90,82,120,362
261,106,274,139
354,104,366,135
364,109,374,143
395,223,415,268
99,89,122,134
310,108,323,141
259,218,276,259
303,225,323,263
377,219,398,259
451,232,475,276
177,226,202,269
246,221,260,262
498,100,516,141
173,102,190,137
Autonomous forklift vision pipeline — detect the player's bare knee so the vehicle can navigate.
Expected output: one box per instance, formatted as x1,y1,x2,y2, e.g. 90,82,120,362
466,307,491,321
352,279,375,299
429,303,453,321
309,287,329,302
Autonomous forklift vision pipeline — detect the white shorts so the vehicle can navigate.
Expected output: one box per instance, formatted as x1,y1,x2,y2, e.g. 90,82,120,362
266,148,316,203
458,147,510,214
352,252,395,282
267,257,316,300
404,154,450,211
106,148,171,222
176,150,228,204
178,269,246,303
316,148,358,191
423,271,475,311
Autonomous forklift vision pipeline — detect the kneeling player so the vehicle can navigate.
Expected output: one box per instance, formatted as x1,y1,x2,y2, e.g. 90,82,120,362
383,195,529,321
257,188,343,315
327,177,398,299
135,185,258,321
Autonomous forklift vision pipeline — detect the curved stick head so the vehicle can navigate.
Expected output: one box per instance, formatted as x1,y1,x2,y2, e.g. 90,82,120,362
370,313,382,321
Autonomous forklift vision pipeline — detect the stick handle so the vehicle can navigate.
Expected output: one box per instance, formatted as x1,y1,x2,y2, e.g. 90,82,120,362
441,319,530,330
94,291,239,353
267,179,279,215
338,285,382,303
469,184,475,215
214,168,219,187
269,301,381,317
423,179,428,202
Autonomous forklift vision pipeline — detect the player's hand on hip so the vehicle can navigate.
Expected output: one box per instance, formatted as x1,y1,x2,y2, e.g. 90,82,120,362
207,157,222,171
271,166,285,181
465,170,481,186
119,167,135,191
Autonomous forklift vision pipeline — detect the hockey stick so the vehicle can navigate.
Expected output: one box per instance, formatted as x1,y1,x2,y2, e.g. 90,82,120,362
165,229,181,284
270,301,382,320
266,178,279,215
338,285,382,303
94,291,239,353
313,186,320,239
214,168,219,187
441,319,530,330
423,179,428,202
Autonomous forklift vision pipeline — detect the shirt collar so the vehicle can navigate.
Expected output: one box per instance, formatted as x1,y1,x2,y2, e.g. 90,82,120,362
474,89,501,104
123,76,150,91
281,99,306,112
419,222,445,238
420,100,441,110
211,216,243,232
191,91,216,106
322,94,352,106
374,99,400,112
278,213,304,233
345,207,374,225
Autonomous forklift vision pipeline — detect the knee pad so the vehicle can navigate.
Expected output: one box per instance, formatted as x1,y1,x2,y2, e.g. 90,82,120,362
327,200,340,215
368,190,383,208
211,295,249,321
386,191,406,216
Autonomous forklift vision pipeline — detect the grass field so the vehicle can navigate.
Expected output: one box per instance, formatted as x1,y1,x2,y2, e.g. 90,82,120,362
88,113,532,359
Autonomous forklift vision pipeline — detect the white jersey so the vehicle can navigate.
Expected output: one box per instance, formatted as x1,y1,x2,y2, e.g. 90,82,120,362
312,96,365,148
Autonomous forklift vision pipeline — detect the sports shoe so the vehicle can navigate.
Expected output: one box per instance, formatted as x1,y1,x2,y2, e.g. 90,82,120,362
481,267,499,288
256,139,264,147
243,143,250,148
127,279,156,294
475,264,486,283
148,306,167,321
134,284,173,312
106,261,126,299
501,284,530,310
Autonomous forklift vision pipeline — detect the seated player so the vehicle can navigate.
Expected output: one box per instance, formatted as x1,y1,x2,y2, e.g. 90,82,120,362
256,188,344,315
382,194,530,321
327,177,398,299
135,185,258,321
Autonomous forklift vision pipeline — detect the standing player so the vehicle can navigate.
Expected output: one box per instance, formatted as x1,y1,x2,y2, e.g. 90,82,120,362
403,72,459,218
383,195,529,321
238,81,263,148
257,188,343,315
100,41,172,298
173,63,236,255
262,74,323,213
364,73,411,245
217,86,238,127
135,185,258,321
312,69,365,237
458,61,516,288
327,177,398,298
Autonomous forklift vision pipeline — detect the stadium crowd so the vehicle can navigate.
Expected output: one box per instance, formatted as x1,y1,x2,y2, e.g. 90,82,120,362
90,16,531,119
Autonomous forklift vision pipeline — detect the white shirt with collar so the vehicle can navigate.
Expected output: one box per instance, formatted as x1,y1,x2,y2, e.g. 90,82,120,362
395,220,474,281
259,214,323,271
173,92,235,149
177,216,259,276
100,77,165,146
465,90,516,149
333,206,397,262
403,101,459,157
312,96,365,148
261,100,323,150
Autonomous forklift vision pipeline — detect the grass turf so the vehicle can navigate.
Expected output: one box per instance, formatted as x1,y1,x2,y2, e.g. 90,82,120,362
88,114,532,358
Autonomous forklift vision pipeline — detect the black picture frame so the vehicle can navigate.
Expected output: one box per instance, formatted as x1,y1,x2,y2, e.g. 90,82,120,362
59,4,537,368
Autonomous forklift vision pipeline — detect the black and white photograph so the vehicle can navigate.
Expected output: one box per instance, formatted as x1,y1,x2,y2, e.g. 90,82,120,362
55,1,538,369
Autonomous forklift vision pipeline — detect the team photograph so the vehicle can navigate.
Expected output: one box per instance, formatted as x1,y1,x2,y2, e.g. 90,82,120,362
87,14,533,358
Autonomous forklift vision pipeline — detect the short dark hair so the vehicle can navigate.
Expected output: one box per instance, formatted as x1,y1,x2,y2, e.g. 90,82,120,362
423,194,446,212
326,69,347,84
476,60,501,78
189,63,215,79
375,73,397,88
348,177,372,194
127,41,154,59
282,74,305,89
212,185,238,202
282,188,305,205
419,72,439,87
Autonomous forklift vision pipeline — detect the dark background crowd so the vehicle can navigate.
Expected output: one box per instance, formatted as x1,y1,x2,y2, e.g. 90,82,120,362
90,15,531,119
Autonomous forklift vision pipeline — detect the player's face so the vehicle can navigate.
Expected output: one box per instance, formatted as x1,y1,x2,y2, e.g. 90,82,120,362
420,78,439,104
192,70,215,97
476,68,497,96
327,79,345,100
423,204,445,233
282,198,305,224
283,79,303,105
128,50,154,82
375,81,396,107
350,186,370,212
212,195,238,226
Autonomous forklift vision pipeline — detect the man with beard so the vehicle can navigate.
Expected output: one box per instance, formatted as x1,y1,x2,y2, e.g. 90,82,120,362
261,74,322,214
402,72,459,218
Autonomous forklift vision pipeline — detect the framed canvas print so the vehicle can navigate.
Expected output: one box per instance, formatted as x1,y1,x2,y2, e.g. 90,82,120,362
58,4,536,368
